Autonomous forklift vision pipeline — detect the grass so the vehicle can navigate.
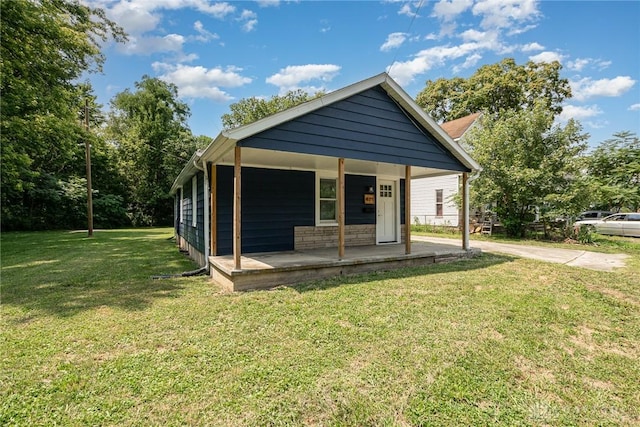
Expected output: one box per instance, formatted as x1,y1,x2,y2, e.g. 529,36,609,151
2,228,640,426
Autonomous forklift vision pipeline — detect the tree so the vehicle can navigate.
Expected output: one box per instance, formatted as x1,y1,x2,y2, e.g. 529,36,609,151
221,89,324,129
105,76,206,226
467,103,588,237
0,0,125,229
416,58,571,122
585,132,640,212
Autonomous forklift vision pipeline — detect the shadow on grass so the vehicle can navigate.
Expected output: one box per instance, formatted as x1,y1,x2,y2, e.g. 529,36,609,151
290,253,516,293
1,228,198,318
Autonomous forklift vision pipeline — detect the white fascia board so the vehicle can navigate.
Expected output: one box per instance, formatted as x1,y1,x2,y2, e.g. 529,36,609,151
380,76,482,173
223,73,389,141
169,150,203,195
199,133,235,165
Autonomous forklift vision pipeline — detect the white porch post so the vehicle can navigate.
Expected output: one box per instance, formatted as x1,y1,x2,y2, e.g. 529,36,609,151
462,172,470,250
405,165,411,255
233,146,242,271
338,158,345,260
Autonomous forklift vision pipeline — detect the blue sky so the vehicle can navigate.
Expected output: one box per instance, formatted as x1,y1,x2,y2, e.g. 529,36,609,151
88,0,640,148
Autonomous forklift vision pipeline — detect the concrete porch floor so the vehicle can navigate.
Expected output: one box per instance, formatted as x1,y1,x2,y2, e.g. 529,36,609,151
209,241,481,291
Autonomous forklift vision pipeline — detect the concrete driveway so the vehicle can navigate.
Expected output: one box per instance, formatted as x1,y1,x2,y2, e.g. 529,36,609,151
412,236,629,272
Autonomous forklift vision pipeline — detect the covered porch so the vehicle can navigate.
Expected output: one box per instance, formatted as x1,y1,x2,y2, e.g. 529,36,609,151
210,239,480,291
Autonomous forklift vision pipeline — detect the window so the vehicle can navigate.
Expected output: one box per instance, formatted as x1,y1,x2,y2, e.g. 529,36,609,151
318,177,337,223
192,175,198,227
436,189,443,217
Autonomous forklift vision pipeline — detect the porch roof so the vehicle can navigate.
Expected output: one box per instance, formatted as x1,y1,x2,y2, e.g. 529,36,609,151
171,73,480,194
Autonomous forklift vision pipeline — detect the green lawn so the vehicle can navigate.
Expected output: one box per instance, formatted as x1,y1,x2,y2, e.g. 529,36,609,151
2,229,639,426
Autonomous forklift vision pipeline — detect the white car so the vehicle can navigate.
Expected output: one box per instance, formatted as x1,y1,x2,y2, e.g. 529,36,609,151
575,213,640,238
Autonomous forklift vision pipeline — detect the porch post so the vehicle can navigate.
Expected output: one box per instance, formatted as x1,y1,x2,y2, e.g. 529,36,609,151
233,147,242,271
210,164,217,256
405,165,411,255
338,158,345,260
462,172,469,250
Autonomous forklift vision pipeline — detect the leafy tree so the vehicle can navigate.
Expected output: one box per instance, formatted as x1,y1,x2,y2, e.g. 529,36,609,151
221,89,324,129
106,76,207,226
416,58,571,122
0,0,125,229
467,103,588,237
585,132,640,212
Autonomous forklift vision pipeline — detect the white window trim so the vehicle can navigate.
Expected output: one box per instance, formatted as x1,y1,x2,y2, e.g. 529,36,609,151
316,173,338,226
179,186,184,224
435,188,444,218
192,175,198,227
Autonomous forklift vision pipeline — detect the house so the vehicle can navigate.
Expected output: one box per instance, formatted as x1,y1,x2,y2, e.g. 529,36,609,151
170,73,480,290
410,112,481,227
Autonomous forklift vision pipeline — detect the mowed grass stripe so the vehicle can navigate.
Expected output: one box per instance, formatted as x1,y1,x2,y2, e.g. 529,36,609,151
2,229,639,425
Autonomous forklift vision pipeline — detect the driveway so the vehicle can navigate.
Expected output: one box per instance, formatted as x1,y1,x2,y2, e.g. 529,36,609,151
412,236,629,272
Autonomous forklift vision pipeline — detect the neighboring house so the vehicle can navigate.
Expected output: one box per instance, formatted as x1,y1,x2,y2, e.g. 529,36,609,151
411,113,481,227
170,73,480,281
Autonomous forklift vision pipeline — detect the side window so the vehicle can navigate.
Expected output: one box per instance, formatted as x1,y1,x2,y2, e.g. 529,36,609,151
318,177,337,224
435,189,443,217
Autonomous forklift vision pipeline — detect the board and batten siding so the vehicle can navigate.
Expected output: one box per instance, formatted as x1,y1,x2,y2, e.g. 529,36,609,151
411,175,460,227
177,171,206,253
238,86,469,172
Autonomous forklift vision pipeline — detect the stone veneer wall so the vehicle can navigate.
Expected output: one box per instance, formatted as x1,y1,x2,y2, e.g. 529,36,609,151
295,224,409,250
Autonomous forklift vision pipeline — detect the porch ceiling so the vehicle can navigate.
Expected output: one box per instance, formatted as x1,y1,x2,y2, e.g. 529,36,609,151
215,147,459,179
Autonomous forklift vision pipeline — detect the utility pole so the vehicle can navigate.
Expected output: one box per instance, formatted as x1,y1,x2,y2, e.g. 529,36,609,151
85,99,94,237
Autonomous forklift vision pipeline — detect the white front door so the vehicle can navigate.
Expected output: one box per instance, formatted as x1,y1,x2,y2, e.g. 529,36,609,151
377,180,397,243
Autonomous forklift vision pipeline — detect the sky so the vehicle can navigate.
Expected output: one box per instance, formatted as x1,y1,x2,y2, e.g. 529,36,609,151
87,0,640,148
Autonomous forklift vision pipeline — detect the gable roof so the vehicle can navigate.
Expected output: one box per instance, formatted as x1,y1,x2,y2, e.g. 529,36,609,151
171,73,480,193
440,112,482,141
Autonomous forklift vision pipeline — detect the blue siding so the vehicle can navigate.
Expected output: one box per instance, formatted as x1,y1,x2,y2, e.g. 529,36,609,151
345,175,376,225
239,86,469,172
216,166,315,255
178,172,205,253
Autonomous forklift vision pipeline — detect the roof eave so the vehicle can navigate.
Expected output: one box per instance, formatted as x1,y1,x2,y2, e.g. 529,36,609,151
380,76,481,173
169,150,203,195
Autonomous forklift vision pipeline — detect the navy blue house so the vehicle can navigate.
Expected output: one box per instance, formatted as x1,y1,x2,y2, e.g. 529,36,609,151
170,73,480,273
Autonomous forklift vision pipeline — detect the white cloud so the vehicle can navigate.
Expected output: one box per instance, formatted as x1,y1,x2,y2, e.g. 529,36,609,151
266,64,341,93
118,34,185,55
506,24,537,36
106,0,235,34
567,57,612,72
472,0,540,30
431,0,473,21
193,21,219,42
567,58,589,72
388,42,485,85
629,103,640,111
108,1,161,34
571,76,636,101
153,63,252,101
380,32,409,52
459,28,499,44
453,53,482,73
558,104,602,122
529,51,564,64
521,42,544,52
256,0,280,7
239,9,258,32
398,2,420,17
